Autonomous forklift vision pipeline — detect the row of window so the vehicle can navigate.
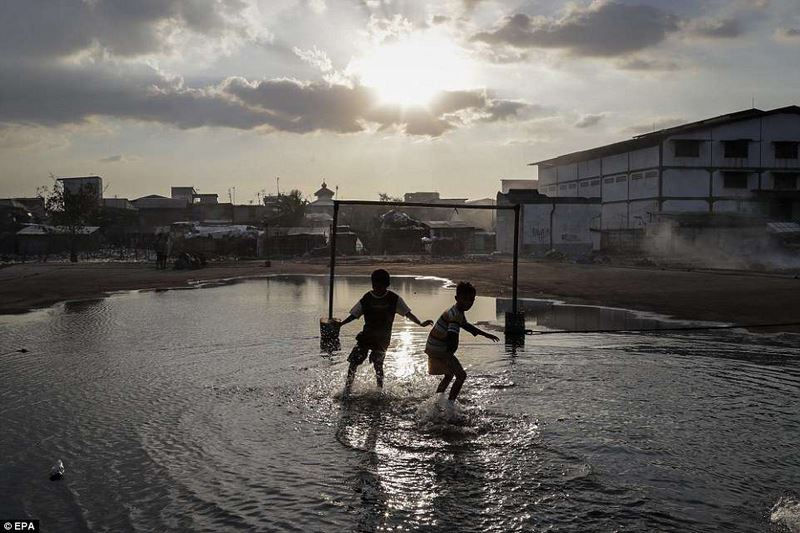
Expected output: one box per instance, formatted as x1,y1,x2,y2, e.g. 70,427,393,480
673,139,799,159
545,172,798,192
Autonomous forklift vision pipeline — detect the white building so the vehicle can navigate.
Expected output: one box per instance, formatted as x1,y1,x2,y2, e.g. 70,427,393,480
533,106,800,239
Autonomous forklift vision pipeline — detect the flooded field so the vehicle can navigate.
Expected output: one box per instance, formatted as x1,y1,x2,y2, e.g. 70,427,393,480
1,275,799,532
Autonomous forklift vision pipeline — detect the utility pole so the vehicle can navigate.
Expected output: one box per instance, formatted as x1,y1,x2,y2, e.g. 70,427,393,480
276,177,280,196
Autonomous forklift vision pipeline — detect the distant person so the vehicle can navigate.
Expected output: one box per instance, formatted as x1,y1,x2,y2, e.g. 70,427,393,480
155,234,168,270
425,281,499,406
335,269,432,396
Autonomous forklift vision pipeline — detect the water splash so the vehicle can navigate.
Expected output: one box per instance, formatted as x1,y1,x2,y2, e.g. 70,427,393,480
771,497,800,532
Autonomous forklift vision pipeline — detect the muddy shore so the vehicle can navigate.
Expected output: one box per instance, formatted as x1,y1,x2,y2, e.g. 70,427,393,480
1,258,799,332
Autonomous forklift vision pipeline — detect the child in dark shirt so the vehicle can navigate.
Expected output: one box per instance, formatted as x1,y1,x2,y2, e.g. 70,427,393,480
335,269,432,396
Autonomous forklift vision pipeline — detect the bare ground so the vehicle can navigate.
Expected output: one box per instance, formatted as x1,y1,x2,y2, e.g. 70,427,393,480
1,258,799,332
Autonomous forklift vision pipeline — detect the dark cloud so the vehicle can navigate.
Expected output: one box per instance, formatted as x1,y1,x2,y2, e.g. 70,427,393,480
689,18,744,38
471,2,680,57
617,57,680,71
777,27,800,39
575,113,606,128
0,0,251,59
0,60,529,137
431,15,450,25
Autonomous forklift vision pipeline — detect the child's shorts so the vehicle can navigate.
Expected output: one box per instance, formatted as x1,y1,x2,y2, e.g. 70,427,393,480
348,343,385,367
427,353,463,376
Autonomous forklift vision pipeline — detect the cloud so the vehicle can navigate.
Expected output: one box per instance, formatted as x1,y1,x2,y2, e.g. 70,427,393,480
574,113,606,128
776,27,800,40
0,0,262,60
688,18,744,38
471,2,680,57
0,57,531,138
293,46,334,73
617,57,680,71
99,155,125,163
225,80,531,136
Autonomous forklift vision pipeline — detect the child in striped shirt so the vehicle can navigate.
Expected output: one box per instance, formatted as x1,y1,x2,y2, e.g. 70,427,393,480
425,281,499,404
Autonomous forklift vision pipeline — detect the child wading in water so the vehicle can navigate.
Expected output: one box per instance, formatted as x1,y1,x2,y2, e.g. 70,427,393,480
425,282,499,405
335,269,432,396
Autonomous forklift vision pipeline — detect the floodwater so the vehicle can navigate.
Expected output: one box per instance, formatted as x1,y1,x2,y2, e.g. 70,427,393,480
1,275,799,533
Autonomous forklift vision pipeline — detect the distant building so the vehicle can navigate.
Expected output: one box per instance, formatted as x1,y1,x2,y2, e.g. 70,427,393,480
58,176,103,205
496,189,601,257
532,106,800,240
195,193,218,205
501,179,538,194
171,187,196,205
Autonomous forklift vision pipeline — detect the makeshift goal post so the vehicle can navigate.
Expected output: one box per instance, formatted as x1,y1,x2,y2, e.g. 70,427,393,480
321,199,524,345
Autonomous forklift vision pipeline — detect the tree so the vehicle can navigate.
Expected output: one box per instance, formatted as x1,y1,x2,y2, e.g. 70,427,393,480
268,189,308,226
39,178,100,262
378,192,403,202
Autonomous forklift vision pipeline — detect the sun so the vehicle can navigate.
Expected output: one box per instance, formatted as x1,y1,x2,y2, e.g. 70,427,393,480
351,35,474,107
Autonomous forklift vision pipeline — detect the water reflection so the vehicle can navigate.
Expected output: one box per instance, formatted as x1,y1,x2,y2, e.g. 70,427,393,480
0,275,798,532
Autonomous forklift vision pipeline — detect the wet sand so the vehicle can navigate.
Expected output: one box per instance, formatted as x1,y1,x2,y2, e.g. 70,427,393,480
2,258,799,331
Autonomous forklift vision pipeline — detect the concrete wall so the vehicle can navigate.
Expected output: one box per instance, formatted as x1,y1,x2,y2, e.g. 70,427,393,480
521,202,601,255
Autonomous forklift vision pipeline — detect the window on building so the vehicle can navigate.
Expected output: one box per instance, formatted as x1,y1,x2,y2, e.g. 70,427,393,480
603,177,614,184
615,175,627,183
569,183,577,189
774,173,799,190
673,139,702,157
591,179,600,186
774,141,799,159
560,184,567,190
580,181,589,187
723,140,749,158
631,173,643,181
645,170,658,179
723,172,749,189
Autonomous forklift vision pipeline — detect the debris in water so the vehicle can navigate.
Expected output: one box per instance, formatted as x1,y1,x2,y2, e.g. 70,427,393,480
49,459,64,481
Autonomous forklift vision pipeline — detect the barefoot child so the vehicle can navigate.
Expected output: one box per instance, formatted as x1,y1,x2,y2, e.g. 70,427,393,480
425,282,499,404
335,269,432,396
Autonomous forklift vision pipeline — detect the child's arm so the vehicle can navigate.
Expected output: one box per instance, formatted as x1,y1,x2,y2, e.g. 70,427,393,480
405,311,433,327
335,314,358,328
463,322,500,342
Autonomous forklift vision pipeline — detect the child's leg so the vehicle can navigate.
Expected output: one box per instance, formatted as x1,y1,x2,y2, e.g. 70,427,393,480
344,344,368,395
447,357,467,402
369,350,386,388
436,373,453,394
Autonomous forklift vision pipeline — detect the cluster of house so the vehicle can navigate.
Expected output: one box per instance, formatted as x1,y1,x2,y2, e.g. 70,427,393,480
2,105,799,262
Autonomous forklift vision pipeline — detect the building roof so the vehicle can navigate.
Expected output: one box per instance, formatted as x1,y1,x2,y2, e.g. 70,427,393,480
314,182,334,198
425,220,476,229
57,175,101,181
532,105,800,167
17,224,100,236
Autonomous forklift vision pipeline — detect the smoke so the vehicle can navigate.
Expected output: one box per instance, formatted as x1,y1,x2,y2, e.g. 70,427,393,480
644,222,800,271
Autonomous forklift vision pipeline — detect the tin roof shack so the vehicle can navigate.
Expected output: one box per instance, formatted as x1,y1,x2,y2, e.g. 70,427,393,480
170,223,263,259
378,210,426,254
266,227,327,257
334,225,360,256
425,220,476,256
497,189,601,258
132,195,191,234
0,199,35,254
17,224,102,257
12,198,46,221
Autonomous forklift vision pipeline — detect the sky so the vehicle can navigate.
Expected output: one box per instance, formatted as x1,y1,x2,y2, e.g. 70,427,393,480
1,0,799,203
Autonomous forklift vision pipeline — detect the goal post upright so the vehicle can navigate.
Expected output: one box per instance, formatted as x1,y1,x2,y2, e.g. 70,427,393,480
320,198,525,347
